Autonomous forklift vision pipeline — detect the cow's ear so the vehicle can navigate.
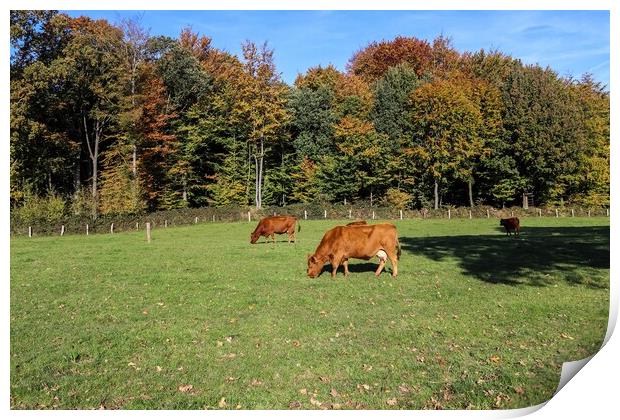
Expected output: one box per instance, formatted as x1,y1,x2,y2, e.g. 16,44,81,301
307,254,315,263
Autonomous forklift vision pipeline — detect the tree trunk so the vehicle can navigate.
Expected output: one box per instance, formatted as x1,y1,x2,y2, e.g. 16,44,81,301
468,179,474,207
83,114,104,218
131,75,137,179
257,137,264,209
434,179,439,210
254,151,259,209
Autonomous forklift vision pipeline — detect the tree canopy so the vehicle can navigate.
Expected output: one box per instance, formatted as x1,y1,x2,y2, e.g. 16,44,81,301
10,11,610,216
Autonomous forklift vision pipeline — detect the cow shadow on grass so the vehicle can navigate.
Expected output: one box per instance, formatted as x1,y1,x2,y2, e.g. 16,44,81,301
316,262,393,277
400,226,609,288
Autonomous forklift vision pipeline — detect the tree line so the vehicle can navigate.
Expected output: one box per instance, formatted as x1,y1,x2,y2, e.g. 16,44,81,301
10,11,610,220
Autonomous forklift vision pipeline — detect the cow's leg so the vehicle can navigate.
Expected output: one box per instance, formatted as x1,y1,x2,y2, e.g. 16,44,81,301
375,259,386,277
330,254,343,278
271,233,276,244
385,250,398,277
343,259,350,276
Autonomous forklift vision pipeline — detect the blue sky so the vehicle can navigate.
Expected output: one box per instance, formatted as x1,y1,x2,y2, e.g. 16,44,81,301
64,10,610,88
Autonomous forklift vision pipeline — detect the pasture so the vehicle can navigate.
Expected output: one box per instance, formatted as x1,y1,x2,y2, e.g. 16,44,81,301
10,217,609,409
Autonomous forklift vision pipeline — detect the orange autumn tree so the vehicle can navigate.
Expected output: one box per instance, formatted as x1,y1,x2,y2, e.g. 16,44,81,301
347,36,434,83
135,69,179,210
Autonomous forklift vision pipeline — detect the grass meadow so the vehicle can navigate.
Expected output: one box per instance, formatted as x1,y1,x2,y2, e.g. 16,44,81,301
10,217,609,409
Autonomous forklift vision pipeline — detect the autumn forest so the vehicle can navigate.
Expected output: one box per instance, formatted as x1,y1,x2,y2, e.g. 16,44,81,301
10,11,610,221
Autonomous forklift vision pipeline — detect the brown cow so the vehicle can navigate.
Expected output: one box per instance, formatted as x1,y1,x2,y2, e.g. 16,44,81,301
499,217,520,236
250,215,300,244
307,223,400,278
346,220,368,226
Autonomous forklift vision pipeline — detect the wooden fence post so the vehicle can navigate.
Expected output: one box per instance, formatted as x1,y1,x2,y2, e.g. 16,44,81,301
372,210,375,220
448,209,451,220
29,226,32,238
136,222,139,230
324,210,327,219
304,210,307,220
588,210,591,217
60,225,65,236
607,208,609,217
538,209,542,217
571,209,575,217
555,209,559,218
511,210,514,217
86,224,89,236
194,216,198,224
164,220,168,228
110,223,114,234
247,211,251,222
469,210,472,219
146,222,151,243
349,209,352,219
486,209,490,219
212,215,215,222
400,209,403,220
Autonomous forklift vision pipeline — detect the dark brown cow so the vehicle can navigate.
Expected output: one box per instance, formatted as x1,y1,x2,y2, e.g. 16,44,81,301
500,217,520,236
250,215,299,244
307,223,400,278
346,220,368,226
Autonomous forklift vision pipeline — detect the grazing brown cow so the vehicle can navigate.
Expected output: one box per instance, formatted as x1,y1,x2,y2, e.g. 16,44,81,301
307,223,400,278
250,215,300,244
346,220,368,226
500,217,520,236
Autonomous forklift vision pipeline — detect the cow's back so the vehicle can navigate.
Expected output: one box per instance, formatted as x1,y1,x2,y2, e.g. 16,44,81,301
261,215,296,233
321,223,398,259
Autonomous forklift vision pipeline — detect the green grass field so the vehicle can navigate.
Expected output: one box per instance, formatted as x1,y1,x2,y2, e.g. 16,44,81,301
10,217,609,409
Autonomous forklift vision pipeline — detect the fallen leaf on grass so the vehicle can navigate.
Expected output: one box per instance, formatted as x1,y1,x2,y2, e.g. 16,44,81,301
250,379,263,386
386,398,398,406
357,384,371,392
494,393,510,407
216,341,224,347
225,377,239,383
178,384,193,393
398,385,410,394
299,388,307,395
218,397,227,408
156,366,162,372
514,386,525,395
560,333,575,340
319,376,330,383
289,401,302,409
489,355,501,364
310,397,322,407
330,389,339,397
363,364,373,371
225,336,233,343
292,340,301,347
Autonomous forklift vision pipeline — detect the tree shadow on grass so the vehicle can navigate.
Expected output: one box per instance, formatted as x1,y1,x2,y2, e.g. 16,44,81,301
400,226,609,288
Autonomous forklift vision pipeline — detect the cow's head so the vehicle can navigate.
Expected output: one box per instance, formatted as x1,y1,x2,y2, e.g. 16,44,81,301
250,230,260,244
499,219,507,227
307,254,323,278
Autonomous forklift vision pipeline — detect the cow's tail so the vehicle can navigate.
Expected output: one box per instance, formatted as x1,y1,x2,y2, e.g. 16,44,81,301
396,238,401,260
298,221,301,232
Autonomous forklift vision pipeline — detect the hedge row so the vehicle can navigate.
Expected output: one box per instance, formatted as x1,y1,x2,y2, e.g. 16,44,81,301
10,203,609,237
